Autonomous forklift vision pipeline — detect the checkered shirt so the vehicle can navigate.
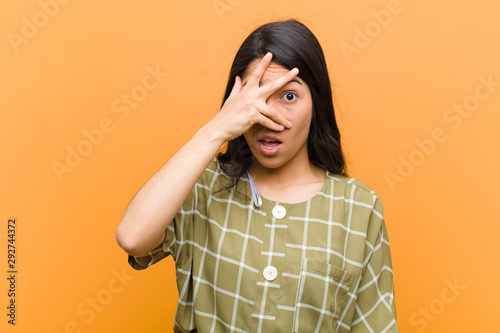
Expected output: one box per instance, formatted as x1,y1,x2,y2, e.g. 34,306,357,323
128,158,399,332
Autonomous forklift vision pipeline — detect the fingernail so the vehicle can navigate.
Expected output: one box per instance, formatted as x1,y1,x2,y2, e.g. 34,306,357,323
290,68,299,75
265,52,272,59
279,125,285,130
287,121,292,128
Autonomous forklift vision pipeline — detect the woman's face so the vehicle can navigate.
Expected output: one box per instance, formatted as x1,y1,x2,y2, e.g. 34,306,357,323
242,60,313,171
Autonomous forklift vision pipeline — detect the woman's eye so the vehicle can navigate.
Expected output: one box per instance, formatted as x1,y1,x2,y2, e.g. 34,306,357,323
282,92,297,102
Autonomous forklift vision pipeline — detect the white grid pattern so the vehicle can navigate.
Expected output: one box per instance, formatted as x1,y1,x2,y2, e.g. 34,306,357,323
128,158,400,332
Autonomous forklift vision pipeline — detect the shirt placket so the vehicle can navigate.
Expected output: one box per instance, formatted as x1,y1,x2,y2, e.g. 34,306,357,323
253,201,289,333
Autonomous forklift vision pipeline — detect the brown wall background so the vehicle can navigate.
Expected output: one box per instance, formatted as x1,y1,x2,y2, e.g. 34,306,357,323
2,1,499,332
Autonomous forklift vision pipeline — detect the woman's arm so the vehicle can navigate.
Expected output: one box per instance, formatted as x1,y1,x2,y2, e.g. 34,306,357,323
115,126,225,257
115,52,298,257
349,198,399,332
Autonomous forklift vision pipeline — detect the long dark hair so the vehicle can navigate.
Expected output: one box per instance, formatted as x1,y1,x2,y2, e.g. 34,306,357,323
217,19,347,190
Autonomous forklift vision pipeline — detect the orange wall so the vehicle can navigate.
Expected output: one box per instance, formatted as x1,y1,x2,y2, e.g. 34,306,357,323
1,1,499,332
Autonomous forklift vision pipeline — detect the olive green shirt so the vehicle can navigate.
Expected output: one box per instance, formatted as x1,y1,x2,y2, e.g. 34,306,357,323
129,158,399,332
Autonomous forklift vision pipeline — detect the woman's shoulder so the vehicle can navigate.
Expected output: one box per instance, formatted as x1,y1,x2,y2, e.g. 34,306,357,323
196,157,222,184
197,157,235,187
325,173,386,236
327,173,375,192
205,156,220,173
326,172,382,206
204,157,232,178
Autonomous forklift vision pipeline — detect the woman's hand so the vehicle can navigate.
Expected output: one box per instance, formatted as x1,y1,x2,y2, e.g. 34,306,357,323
207,52,298,142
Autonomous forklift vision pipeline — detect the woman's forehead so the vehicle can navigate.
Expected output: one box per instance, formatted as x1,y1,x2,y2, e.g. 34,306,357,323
242,60,303,85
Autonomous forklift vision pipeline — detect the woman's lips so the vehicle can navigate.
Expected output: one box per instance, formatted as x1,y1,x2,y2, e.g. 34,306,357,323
258,140,282,156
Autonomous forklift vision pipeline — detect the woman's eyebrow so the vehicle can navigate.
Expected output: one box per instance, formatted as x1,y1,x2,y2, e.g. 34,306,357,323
242,78,303,87
288,78,303,86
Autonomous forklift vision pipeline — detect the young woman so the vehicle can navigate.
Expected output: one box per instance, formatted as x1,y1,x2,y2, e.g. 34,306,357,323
116,19,399,333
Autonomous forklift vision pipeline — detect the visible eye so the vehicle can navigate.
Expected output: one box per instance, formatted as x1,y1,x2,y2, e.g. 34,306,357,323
281,91,297,102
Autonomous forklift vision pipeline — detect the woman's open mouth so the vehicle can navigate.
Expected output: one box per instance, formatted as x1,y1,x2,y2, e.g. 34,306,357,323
258,139,282,156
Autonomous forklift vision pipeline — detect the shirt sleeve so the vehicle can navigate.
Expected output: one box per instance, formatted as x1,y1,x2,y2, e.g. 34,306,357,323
127,230,169,270
126,158,212,271
350,197,400,332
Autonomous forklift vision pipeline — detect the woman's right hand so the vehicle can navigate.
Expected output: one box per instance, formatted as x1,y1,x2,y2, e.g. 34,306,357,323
207,52,298,143
117,53,299,257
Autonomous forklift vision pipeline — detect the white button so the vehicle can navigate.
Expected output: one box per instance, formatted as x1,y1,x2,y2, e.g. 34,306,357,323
263,266,278,281
272,205,286,219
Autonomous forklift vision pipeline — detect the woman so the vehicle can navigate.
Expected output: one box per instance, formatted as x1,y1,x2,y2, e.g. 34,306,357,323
116,19,399,332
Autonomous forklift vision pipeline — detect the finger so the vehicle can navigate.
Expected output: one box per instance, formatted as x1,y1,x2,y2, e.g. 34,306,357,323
262,67,299,97
246,52,273,87
228,75,242,99
257,103,293,129
256,112,286,132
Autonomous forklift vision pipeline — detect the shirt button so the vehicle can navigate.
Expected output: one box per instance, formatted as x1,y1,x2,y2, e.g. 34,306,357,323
263,266,278,281
272,205,286,219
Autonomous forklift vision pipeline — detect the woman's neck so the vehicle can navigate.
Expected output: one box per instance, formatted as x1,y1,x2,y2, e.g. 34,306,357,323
247,158,326,203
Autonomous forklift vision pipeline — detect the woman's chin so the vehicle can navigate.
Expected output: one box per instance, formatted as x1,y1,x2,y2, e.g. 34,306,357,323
251,154,286,170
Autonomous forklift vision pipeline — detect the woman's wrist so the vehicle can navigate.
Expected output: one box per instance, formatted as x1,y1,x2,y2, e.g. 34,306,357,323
197,121,229,148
